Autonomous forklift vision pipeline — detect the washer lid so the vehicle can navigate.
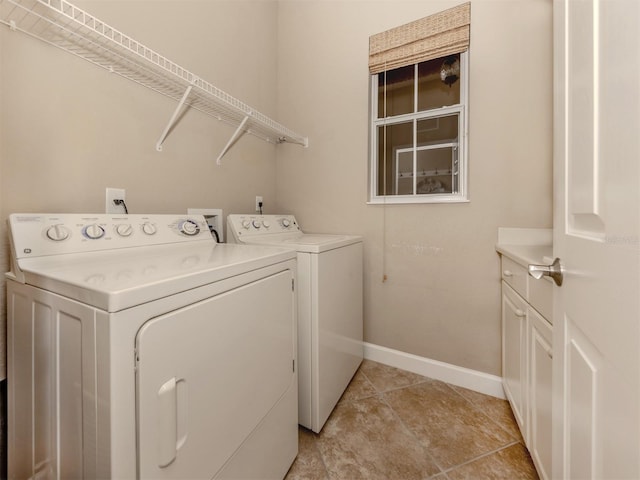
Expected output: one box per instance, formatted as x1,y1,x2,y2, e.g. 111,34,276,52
239,233,362,253
11,242,296,312
227,214,362,253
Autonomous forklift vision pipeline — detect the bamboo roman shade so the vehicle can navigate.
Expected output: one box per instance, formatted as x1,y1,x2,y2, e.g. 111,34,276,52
369,2,470,74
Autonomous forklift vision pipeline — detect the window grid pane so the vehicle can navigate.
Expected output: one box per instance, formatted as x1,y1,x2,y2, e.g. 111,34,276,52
418,55,461,111
377,64,415,118
377,121,413,196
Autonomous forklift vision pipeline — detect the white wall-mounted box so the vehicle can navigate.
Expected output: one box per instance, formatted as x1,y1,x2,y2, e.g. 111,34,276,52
188,208,224,242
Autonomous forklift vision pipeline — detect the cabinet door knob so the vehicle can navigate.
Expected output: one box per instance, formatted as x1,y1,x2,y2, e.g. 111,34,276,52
503,270,513,277
515,309,526,317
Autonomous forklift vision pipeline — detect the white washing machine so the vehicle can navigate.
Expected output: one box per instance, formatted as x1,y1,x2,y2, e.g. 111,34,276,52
227,214,363,433
6,213,299,480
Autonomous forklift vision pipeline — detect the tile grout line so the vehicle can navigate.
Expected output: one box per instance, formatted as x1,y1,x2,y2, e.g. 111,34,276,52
310,430,333,480
436,383,532,475
315,368,380,480
443,382,525,443
438,440,525,476
365,372,449,478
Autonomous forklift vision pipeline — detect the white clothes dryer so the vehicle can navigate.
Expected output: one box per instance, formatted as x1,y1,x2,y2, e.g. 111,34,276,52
6,213,298,480
227,214,363,433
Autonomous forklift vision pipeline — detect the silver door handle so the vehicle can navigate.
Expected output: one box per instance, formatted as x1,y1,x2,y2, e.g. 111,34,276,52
528,257,563,286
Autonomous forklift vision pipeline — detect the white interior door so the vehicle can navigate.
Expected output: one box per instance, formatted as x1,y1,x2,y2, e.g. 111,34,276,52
553,0,640,478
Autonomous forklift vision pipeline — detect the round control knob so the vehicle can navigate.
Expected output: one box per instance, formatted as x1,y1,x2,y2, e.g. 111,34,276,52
252,220,261,229
281,218,291,228
83,224,105,240
115,224,133,237
180,220,200,236
262,220,271,228
241,220,251,229
46,224,70,242
141,222,157,235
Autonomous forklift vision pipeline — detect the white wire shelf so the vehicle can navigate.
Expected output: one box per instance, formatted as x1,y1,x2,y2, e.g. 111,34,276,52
0,0,308,161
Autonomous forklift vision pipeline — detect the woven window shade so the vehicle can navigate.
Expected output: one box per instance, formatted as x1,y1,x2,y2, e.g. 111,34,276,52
369,2,470,74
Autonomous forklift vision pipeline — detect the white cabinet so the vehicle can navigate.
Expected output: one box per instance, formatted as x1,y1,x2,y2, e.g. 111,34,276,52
501,283,528,432
528,309,553,480
500,254,553,480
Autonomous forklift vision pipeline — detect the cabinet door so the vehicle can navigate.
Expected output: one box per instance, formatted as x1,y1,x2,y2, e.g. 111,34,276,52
529,309,553,480
502,282,528,435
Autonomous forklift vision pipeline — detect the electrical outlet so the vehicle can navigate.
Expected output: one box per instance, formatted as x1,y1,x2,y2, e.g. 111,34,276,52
106,187,126,214
255,196,263,212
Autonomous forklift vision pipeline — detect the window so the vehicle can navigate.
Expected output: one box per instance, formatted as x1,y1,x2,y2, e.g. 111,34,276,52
368,3,470,204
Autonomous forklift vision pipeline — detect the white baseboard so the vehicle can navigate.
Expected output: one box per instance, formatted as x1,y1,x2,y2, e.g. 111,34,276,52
363,342,506,399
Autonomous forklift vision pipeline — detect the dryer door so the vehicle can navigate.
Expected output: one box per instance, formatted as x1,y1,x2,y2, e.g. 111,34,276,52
136,270,295,479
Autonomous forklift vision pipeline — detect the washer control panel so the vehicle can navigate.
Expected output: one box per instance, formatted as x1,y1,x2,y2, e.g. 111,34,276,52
9,213,211,259
227,214,301,240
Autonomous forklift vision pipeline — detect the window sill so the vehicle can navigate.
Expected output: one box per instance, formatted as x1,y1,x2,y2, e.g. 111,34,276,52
367,195,469,205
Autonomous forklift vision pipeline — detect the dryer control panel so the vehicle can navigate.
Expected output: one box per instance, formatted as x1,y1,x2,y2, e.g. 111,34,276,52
8,213,213,260
227,214,301,242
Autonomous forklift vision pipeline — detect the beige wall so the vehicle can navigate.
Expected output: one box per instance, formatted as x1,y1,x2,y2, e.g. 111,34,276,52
1,0,280,217
0,0,552,380
276,0,553,375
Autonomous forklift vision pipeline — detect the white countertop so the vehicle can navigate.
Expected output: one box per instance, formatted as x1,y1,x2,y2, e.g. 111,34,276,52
496,244,553,267
496,227,553,267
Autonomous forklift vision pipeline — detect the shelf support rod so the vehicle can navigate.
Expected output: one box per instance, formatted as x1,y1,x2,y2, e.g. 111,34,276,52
156,84,193,151
216,115,250,165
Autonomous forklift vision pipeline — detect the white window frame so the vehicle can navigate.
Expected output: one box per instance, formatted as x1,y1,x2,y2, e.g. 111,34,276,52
368,52,469,204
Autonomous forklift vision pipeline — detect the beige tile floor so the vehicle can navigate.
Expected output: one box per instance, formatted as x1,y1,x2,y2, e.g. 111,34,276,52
285,360,539,480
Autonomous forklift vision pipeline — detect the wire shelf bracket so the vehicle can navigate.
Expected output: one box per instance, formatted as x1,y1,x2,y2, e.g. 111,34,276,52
216,115,249,165
156,84,193,152
0,0,309,160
